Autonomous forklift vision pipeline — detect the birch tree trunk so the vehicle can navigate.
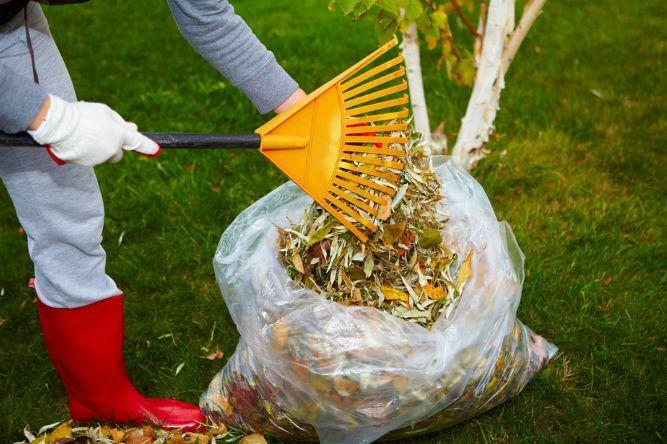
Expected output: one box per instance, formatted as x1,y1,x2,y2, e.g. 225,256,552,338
402,23,433,155
451,0,515,170
452,0,547,170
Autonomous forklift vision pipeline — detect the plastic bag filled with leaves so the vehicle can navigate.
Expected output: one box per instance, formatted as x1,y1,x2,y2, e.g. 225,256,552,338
201,148,556,443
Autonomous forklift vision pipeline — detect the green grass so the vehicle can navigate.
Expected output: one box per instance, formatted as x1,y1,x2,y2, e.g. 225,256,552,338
1,0,665,442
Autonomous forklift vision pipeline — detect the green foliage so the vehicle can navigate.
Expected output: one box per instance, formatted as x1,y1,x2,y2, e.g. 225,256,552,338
328,0,478,86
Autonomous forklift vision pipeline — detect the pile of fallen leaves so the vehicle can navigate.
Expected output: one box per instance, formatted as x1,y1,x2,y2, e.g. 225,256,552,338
18,421,266,444
279,131,472,328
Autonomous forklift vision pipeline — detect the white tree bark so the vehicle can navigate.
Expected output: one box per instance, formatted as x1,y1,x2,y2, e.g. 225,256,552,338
502,0,548,75
401,23,433,155
451,0,515,170
452,0,547,170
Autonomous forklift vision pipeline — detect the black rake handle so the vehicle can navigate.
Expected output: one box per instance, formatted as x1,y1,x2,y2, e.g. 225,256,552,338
0,132,261,149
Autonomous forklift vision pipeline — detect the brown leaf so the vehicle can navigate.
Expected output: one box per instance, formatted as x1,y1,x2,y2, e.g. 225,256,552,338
396,229,415,256
167,434,187,444
418,228,442,249
382,220,408,246
201,347,224,360
213,394,233,416
100,426,125,442
206,424,228,436
291,252,305,274
182,433,210,444
125,429,151,444
377,196,392,220
456,251,473,293
311,240,330,265
142,425,155,439
272,321,289,350
239,433,268,444
380,285,409,302
349,266,365,281
0,317,6,326
47,423,73,441
603,276,612,285
422,283,446,300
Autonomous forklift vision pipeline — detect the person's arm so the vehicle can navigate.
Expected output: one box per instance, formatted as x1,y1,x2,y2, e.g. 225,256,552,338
167,0,303,114
0,63,48,134
1,64,158,166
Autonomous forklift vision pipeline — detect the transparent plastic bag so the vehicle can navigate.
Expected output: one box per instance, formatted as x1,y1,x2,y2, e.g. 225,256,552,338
201,157,556,443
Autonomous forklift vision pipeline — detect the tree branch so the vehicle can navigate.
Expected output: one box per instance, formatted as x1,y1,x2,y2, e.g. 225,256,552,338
501,0,547,74
450,0,481,38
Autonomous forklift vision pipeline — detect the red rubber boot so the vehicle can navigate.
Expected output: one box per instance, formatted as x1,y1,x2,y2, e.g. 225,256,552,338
37,294,205,431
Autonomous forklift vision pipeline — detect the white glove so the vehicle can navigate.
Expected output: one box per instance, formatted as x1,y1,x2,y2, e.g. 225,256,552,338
28,94,160,167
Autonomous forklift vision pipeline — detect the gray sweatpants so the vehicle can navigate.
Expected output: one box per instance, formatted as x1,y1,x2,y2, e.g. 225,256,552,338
0,3,119,308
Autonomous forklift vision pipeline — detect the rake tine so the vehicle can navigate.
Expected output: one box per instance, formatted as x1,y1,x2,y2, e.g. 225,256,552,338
342,144,406,157
339,162,401,183
341,153,404,170
342,67,406,100
340,54,404,92
319,201,369,242
326,194,378,231
344,82,408,108
345,108,409,125
329,187,378,216
344,123,408,134
337,170,397,195
332,177,385,205
345,135,408,145
345,95,409,116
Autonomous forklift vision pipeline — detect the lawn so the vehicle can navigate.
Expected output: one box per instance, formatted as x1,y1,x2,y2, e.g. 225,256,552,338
0,0,665,442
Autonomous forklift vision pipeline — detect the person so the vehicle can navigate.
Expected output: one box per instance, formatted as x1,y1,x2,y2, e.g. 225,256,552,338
0,0,306,431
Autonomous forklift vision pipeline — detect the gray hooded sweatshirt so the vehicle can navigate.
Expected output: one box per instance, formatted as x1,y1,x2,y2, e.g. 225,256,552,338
0,0,298,133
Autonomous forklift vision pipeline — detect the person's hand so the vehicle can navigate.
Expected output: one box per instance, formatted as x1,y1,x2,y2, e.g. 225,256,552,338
273,88,307,114
28,94,160,167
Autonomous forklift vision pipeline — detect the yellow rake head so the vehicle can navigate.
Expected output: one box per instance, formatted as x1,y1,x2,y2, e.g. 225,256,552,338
256,36,409,242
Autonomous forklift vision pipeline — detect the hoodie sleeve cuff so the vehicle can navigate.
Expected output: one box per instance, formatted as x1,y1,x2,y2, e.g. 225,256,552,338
237,56,299,115
0,64,48,134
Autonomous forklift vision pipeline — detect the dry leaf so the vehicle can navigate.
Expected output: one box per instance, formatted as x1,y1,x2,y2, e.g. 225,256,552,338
175,361,185,376
381,285,409,302
214,394,233,416
377,196,392,220
141,425,155,440
48,422,73,441
239,433,268,444
206,424,228,436
396,229,415,256
272,322,289,350
311,240,330,265
100,426,125,442
306,220,336,246
278,129,458,328
291,252,305,274
422,283,446,300
456,251,473,293
182,432,210,443
382,220,408,246
201,347,224,360
125,429,151,444
418,228,442,249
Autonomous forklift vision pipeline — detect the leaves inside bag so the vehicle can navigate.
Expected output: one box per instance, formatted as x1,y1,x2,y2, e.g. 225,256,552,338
278,129,471,328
